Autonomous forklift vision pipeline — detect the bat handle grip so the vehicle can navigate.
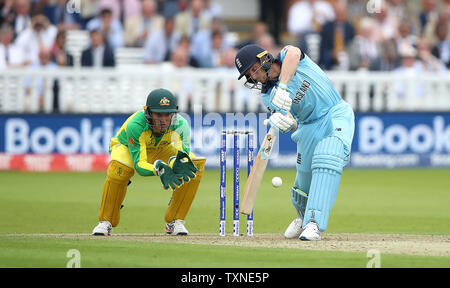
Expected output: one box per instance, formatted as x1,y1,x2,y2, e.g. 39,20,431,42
268,126,276,136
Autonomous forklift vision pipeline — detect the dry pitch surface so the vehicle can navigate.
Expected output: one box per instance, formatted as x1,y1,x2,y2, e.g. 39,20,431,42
9,233,450,257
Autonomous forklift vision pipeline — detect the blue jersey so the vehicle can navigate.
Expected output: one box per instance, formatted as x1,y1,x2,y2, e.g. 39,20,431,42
261,46,342,124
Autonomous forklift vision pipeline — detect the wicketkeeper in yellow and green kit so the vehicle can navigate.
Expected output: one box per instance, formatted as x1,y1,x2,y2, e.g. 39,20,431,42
92,88,206,236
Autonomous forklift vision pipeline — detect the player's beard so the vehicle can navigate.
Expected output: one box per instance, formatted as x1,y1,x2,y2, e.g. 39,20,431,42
244,68,269,90
151,120,170,137
149,114,176,137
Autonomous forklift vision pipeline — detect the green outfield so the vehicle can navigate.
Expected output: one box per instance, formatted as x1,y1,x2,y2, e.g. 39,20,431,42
0,169,449,268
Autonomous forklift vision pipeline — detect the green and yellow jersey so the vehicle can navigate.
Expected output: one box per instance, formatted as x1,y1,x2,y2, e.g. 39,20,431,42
111,110,191,176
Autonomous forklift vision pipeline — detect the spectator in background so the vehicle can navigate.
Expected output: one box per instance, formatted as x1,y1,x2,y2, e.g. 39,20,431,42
199,29,224,67
257,32,279,57
348,17,382,71
378,37,399,71
387,0,407,21
393,45,427,107
168,46,194,112
417,37,446,72
125,0,164,47
431,20,450,68
81,29,115,67
178,0,189,13
421,2,443,47
420,0,438,35
79,0,101,29
0,0,31,38
395,21,418,58
157,0,180,18
191,17,229,68
175,0,211,38
219,47,236,70
50,30,74,67
87,8,124,50
170,43,189,68
24,47,58,112
372,1,399,42
346,0,367,28
287,0,335,54
99,0,141,26
143,16,180,64
319,2,355,70
0,24,24,69
0,0,15,27
15,13,57,66
44,0,81,31
235,21,268,49
203,0,222,19
259,0,284,44
177,35,199,67
218,46,252,111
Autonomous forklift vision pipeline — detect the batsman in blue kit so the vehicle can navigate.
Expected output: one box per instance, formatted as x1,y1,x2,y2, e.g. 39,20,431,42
235,44,355,240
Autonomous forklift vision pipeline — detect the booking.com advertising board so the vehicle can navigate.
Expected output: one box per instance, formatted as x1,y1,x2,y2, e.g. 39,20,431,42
0,112,450,171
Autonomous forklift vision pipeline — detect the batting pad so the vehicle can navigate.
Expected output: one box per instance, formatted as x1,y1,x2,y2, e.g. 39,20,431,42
291,187,308,219
164,157,206,223
303,136,345,232
98,160,135,227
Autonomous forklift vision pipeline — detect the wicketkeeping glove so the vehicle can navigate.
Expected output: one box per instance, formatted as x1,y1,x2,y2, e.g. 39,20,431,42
268,82,292,114
154,160,183,190
264,112,297,134
170,151,199,182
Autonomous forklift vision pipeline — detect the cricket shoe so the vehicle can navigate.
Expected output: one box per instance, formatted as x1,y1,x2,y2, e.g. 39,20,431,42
92,221,112,236
165,219,189,235
284,217,303,238
299,221,321,241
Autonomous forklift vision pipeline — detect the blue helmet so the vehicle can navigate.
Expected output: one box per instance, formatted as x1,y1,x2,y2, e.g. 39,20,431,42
235,44,273,80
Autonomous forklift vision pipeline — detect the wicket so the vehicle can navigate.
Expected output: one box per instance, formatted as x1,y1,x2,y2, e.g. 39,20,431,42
219,130,254,236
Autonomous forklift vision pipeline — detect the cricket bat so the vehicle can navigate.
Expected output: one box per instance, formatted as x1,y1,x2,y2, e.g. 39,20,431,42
240,127,277,215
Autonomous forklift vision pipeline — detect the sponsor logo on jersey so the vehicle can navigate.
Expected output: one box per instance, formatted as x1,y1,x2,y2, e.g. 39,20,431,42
293,80,311,104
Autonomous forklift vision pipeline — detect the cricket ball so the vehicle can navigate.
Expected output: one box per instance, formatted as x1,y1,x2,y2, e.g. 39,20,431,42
271,176,282,188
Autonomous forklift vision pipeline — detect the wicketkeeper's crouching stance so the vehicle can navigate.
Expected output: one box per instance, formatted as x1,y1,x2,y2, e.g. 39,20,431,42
92,89,206,236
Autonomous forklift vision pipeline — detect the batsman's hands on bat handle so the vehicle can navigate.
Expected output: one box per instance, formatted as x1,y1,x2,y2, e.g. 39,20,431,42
169,150,199,182
264,112,297,134
269,82,292,115
154,160,183,191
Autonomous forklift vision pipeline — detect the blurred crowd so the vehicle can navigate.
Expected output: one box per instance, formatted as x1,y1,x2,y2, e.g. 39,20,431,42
288,0,449,72
0,0,448,72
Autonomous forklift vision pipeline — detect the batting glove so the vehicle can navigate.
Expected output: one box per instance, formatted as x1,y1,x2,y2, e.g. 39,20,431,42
269,83,292,114
264,112,297,134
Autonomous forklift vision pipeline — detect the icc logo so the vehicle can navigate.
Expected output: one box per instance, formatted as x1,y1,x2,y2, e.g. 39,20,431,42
66,0,81,14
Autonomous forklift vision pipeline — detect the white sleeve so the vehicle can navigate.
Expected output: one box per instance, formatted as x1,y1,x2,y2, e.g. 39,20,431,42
143,32,165,63
287,3,313,35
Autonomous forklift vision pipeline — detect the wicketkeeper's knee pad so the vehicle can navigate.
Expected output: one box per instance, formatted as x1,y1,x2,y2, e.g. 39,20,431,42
164,157,206,223
303,136,346,231
98,160,135,227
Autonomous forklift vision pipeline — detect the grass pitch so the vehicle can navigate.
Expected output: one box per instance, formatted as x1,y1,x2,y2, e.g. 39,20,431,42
0,169,449,268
